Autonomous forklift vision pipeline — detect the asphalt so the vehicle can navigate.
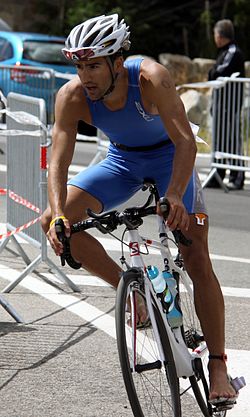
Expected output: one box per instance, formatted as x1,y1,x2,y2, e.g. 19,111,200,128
0,141,250,417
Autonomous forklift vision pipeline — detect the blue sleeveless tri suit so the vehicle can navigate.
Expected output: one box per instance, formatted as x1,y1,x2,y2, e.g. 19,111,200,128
68,58,206,213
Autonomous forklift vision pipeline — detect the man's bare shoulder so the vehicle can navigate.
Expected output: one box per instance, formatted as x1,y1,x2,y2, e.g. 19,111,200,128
57,77,85,105
139,59,176,107
55,76,91,124
140,58,174,89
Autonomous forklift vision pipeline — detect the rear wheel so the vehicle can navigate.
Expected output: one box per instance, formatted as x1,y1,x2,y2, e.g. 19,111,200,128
116,268,181,417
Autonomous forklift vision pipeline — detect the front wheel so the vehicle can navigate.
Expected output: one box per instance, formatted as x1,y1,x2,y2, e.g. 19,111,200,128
115,268,181,417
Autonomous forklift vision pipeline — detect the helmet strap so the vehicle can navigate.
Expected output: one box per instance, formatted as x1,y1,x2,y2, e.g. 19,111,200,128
94,56,118,101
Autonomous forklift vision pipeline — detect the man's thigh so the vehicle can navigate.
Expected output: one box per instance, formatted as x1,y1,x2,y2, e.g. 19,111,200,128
67,159,142,211
42,187,102,231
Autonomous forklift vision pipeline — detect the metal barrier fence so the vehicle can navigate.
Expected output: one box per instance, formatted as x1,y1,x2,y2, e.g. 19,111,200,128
0,294,24,322
178,76,250,191
204,77,250,190
0,64,56,124
0,92,80,293
6,92,46,246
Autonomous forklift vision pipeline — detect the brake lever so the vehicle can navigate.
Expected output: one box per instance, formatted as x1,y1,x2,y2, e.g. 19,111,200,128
55,219,81,270
159,197,192,247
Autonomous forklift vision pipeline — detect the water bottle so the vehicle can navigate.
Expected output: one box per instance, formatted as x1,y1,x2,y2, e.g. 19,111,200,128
162,270,183,328
147,266,166,293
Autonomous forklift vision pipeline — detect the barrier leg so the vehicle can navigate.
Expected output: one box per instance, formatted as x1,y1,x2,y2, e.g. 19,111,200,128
88,139,108,166
202,167,229,193
88,150,103,166
0,295,24,323
214,170,229,192
0,235,11,253
2,254,42,293
0,233,31,265
8,235,31,265
46,258,81,293
1,254,81,293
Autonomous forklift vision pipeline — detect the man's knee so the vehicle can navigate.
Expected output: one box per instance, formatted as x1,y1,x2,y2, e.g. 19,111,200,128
181,217,210,263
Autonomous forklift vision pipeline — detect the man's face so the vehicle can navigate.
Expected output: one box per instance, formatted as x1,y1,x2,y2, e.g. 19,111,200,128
213,30,229,48
214,30,222,47
75,57,113,101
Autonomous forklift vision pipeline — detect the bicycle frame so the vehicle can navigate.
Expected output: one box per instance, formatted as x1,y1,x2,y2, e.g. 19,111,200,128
123,213,208,379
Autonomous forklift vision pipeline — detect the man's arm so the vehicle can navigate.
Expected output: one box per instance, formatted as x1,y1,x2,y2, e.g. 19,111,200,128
140,60,197,230
47,79,87,252
48,86,78,220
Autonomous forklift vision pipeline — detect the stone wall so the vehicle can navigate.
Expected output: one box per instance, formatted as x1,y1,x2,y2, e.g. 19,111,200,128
159,53,250,85
158,53,250,129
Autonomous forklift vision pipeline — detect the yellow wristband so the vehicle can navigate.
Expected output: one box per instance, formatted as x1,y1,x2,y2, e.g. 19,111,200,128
49,216,67,229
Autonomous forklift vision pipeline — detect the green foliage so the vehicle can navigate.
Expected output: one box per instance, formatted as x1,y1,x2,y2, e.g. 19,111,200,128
32,0,250,60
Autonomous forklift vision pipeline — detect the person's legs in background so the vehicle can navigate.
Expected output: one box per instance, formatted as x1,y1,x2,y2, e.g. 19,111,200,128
227,170,245,190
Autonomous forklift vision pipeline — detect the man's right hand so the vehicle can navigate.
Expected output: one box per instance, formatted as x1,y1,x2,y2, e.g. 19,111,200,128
46,216,70,256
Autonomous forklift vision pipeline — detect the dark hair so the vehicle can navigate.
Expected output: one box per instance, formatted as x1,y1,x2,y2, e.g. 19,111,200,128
214,19,235,40
109,48,124,63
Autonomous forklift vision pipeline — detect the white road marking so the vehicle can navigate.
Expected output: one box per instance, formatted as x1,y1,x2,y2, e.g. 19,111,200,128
43,272,111,288
0,263,248,416
0,163,6,172
40,272,250,298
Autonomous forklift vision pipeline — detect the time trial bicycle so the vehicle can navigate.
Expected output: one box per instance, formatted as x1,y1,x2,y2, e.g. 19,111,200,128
55,179,244,417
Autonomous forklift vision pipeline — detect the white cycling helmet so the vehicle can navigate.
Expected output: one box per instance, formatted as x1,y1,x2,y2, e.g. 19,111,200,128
63,14,131,60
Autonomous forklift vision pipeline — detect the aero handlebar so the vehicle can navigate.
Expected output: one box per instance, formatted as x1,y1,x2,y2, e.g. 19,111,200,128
55,182,192,269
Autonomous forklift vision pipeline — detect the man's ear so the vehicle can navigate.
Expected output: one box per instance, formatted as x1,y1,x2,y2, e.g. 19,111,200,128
114,56,124,73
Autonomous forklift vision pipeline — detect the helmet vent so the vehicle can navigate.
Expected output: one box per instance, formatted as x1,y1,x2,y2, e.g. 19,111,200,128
84,31,100,47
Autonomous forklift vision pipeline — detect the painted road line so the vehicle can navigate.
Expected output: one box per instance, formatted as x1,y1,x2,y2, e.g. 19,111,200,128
0,263,248,416
39,271,250,298
42,272,111,288
0,163,7,172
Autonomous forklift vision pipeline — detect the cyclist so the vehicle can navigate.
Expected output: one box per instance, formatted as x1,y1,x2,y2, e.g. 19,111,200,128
41,14,237,404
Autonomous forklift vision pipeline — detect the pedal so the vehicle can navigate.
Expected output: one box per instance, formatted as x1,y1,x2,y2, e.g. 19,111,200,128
209,397,236,412
214,401,235,412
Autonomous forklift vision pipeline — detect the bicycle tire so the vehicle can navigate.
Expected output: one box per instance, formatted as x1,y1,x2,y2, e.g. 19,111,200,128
116,268,181,417
178,271,227,417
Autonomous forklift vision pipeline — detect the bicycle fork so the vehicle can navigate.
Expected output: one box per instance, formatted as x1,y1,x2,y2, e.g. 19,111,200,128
126,228,194,378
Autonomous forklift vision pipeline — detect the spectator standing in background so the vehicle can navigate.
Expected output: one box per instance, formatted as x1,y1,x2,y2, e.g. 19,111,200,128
207,19,245,190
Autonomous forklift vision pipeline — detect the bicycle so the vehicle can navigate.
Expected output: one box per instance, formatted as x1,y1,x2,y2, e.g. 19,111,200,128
55,180,245,417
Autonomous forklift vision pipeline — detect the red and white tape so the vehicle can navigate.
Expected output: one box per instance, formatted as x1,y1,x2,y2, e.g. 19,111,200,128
0,216,41,240
0,189,40,213
8,191,41,213
0,188,42,240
